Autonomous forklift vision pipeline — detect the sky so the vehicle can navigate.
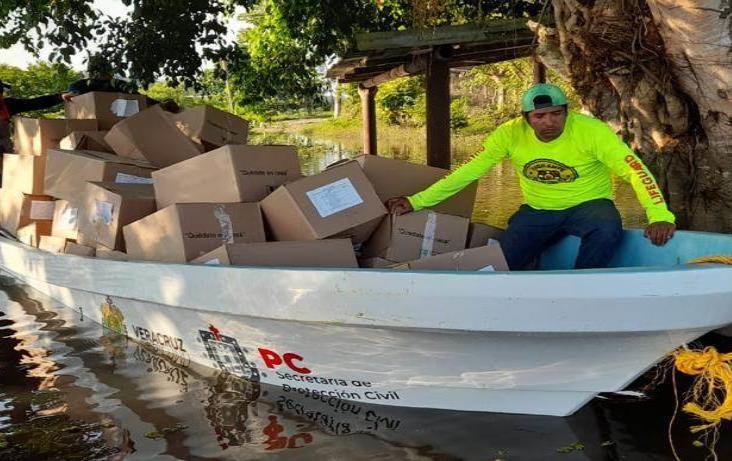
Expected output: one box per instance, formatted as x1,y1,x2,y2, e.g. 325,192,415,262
0,0,246,71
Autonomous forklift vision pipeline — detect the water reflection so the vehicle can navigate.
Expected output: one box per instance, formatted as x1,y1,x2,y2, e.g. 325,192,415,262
251,129,647,229
2,277,732,459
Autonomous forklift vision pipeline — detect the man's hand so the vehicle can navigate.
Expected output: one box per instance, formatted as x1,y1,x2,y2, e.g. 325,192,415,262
645,221,676,246
61,92,77,102
385,197,413,215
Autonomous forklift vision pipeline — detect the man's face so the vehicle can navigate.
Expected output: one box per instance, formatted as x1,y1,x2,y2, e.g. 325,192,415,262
525,106,567,142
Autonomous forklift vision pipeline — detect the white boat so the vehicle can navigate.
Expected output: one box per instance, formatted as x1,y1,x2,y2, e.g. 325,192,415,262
0,229,730,417
1,293,628,460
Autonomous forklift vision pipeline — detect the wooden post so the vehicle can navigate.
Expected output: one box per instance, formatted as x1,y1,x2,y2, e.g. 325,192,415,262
426,47,451,169
358,85,377,155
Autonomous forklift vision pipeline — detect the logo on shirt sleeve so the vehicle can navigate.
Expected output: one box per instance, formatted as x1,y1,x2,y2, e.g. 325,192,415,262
522,159,578,184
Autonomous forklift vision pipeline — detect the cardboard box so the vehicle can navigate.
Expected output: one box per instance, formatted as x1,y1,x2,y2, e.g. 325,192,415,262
0,189,54,235
77,182,156,250
358,257,398,268
51,200,79,240
191,240,358,268
59,130,112,152
39,235,68,253
123,202,266,263
44,149,156,202
3,154,46,194
105,105,203,167
261,161,386,243
95,245,129,261
395,241,509,271
172,105,249,150
466,222,504,248
363,211,469,263
16,222,53,247
75,231,97,247
152,144,302,209
64,241,96,257
65,92,148,130
351,155,478,218
14,118,98,156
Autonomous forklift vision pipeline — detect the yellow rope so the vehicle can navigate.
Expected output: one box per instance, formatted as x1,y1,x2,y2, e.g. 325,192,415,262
674,346,732,433
689,255,732,265
669,255,732,456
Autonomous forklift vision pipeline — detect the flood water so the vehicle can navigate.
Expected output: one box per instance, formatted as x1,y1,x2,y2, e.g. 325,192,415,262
1,130,730,460
2,275,732,460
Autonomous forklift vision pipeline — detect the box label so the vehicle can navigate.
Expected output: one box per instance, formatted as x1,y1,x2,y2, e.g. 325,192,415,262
306,178,363,218
115,173,153,184
213,205,234,244
418,212,438,259
110,99,140,117
479,265,496,272
30,201,55,220
57,207,78,230
94,201,114,226
203,258,221,265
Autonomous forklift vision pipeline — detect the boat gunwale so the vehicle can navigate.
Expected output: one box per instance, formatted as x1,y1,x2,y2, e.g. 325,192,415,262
2,228,731,277
2,232,732,334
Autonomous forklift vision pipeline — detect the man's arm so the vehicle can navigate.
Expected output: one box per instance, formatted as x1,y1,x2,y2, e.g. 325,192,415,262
406,151,502,211
402,125,511,213
593,123,676,245
5,94,64,116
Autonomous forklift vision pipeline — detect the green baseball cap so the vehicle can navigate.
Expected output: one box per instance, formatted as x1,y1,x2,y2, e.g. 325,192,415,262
521,83,568,112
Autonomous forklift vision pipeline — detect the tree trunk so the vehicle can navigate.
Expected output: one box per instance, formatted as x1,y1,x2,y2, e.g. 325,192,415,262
489,74,506,108
533,0,732,231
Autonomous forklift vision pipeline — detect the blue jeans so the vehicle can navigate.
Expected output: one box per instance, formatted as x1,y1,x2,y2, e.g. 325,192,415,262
499,199,623,270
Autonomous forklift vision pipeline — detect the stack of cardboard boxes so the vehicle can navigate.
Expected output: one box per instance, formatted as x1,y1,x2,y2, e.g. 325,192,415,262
2,117,97,250
1,91,508,272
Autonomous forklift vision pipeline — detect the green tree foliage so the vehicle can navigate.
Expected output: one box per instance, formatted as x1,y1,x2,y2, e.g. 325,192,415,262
267,0,409,57
142,70,244,114
0,62,80,98
1,0,544,116
449,96,469,129
98,0,241,87
459,58,579,113
237,0,542,115
227,0,329,120
1,0,248,87
0,0,98,60
0,0,541,92
376,76,424,125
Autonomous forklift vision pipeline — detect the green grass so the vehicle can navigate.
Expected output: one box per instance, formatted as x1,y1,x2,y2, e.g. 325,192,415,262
267,109,332,122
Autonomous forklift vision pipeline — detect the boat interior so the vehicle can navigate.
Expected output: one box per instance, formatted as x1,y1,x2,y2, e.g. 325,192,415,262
539,229,732,271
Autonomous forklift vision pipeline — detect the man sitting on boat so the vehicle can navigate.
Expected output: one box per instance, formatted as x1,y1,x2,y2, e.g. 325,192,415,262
387,83,676,270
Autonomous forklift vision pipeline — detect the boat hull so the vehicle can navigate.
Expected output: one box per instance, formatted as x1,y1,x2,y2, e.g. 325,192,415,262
0,236,731,416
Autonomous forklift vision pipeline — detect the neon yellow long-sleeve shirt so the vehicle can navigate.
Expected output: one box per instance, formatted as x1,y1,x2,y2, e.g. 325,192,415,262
408,111,675,224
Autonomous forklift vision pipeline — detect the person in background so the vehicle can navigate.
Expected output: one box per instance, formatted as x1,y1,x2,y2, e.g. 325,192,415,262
0,80,74,152
387,83,676,270
63,54,179,113
62,54,137,101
